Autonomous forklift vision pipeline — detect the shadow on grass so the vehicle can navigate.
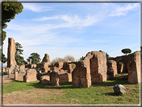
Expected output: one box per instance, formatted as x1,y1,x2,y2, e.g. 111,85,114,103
92,80,136,87
26,81,74,89
13,80,138,90
104,92,122,96
13,80,24,82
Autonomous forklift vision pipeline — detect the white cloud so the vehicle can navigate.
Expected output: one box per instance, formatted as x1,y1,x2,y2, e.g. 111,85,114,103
33,14,98,28
33,16,59,21
108,3,139,16
22,3,53,12
60,15,98,27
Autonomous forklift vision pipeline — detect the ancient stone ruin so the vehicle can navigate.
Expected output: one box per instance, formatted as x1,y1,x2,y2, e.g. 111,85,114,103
50,71,59,86
23,69,37,82
7,37,17,68
107,60,117,78
14,71,26,81
125,51,140,83
72,61,91,88
37,53,50,72
5,37,140,88
40,75,50,84
84,51,107,83
109,56,127,73
109,51,140,83
58,69,72,83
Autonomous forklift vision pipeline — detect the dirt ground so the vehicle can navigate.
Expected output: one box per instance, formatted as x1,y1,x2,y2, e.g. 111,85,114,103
2,76,65,105
2,75,14,83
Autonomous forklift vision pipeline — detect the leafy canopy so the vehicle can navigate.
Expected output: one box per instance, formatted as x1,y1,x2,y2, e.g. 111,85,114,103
1,1,23,64
121,48,132,55
27,53,41,64
2,1,23,45
15,42,27,65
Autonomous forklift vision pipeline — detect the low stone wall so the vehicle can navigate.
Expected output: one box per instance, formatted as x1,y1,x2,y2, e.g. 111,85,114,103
25,64,37,69
19,65,25,69
14,72,26,81
41,67,50,72
23,69,37,82
40,75,50,84
59,72,72,83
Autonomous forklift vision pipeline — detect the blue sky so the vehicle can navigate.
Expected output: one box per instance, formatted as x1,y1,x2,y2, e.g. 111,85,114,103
3,2,140,64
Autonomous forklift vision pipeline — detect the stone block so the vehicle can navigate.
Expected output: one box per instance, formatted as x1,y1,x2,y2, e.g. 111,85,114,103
107,60,117,78
72,61,91,88
40,75,50,84
23,69,37,82
50,71,59,86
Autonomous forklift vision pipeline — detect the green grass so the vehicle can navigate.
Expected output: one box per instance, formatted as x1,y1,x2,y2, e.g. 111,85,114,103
3,79,139,104
3,80,50,93
109,73,128,80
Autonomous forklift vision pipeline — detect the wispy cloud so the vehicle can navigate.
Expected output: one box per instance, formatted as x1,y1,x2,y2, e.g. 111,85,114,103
33,14,98,28
108,3,139,16
22,3,53,12
33,16,59,21
60,15,98,27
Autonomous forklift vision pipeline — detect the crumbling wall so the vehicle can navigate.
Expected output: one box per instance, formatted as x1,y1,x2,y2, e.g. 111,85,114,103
23,69,37,82
37,54,50,72
125,51,140,83
58,70,72,83
72,61,91,88
50,71,59,86
84,51,107,83
107,60,117,78
14,72,26,81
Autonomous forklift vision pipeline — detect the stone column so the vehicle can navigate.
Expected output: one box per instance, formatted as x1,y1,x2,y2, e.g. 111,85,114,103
7,38,17,67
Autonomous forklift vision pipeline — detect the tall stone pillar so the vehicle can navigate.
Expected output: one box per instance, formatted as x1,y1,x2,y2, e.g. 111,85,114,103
7,38,17,67
125,51,140,83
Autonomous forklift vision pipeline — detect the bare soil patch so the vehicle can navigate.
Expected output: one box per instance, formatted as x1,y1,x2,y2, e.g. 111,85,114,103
3,76,14,83
3,88,65,104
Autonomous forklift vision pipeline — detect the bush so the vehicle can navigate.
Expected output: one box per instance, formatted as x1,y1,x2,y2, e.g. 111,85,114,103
51,57,64,65
51,55,75,65
64,55,75,62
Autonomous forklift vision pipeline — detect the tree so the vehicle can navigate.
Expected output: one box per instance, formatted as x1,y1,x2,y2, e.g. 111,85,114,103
121,48,132,55
0,49,7,63
2,1,23,45
106,53,109,59
15,42,27,65
79,56,85,61
51,57,64,65
64,55,75,62
1,1,23,64
27,53,41,64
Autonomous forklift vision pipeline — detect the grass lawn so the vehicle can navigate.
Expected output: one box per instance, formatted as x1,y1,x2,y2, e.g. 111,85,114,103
3,76,140,104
